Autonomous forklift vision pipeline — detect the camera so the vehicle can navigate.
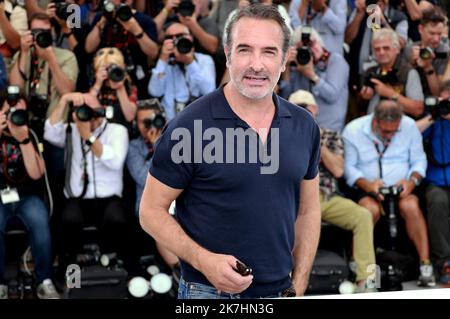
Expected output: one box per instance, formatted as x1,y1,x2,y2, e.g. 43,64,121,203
28,93,49,119
116,3,133,22
107,64,126,82
296,25,312,65
249,0,261,4
6,86,28,126
174,37,193,54
102,0,116,20
31,29,53,48
54,1,71,21
379,185,404,197
74,105,114,122
419,47,434,60
143,113,166,130
364,69,398,88
424,96,450,119
176,0,195,17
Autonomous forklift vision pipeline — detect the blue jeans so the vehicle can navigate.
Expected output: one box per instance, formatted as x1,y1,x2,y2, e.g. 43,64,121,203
0,195,52,284
178,277,284,299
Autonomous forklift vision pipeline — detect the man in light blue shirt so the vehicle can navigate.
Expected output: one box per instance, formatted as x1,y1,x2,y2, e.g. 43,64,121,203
148,22,216,121
279,27,349,131
343,100,435,287
288,0,347,55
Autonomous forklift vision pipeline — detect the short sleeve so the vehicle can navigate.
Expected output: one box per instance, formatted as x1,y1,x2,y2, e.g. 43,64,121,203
304,122,321,180
149,122,195,189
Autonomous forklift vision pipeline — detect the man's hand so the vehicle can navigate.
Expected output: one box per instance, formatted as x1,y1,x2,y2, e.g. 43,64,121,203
164,0,180,14
360,85,375,100
160,39,175,62
371,78,397,99
365,179,385,201
199,252,253,294
355,0,367,12
312,0,328,13
20,31,34,53
35,45,56,62
146,127,162,145
178,13,198,30
63,92,85,107
94,65,108,89
47,2,70,31
117,17,142,36
297,58,316,80
396,179,415,199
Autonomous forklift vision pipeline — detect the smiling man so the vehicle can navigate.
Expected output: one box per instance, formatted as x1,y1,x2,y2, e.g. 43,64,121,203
139,4,322,299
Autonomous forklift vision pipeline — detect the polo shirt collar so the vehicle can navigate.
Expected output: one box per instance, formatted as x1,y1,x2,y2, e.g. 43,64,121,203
211,86,292,120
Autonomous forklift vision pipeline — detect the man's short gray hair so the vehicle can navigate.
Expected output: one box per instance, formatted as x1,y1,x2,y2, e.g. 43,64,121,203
372,28,400,49
374,100,403,122
223,4,292,61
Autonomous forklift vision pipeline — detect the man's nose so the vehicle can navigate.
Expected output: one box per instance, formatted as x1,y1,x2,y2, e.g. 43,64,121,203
249,53,264,71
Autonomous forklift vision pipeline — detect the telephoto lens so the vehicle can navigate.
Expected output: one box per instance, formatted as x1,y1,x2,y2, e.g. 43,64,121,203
143,113,166,130
296,47,312,65
107,64,126,82
102,0,115,20
177,0,195,16
116,3,133,21
75,105,94,122
174,37,193,54
55,2,70,20
32,29,53,48
8,108,29,126
419,47,434,60
7,85,20,107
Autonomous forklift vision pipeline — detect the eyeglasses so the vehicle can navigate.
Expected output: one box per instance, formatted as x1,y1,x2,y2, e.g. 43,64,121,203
164,33,189,40
376,120,400,135
95,48,116,57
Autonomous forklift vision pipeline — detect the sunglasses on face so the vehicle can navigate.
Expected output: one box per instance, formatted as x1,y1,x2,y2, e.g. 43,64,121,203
164,33,189,40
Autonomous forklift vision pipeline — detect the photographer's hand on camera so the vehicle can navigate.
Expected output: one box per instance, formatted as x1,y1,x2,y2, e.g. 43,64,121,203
312,0,328,13
20,31,33,54
160,38,175,62
91,65,108,95
358,178,385,201
395,178,415,199
198,251,253,294
360,85,375,100
370,78,398,99
297,59,318,83
146,127,161,145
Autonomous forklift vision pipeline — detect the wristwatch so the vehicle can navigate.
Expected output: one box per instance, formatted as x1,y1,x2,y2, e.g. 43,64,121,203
85,135,97,146
18,137,31,145
311,74,320,84
390,94,399,102
410,176,421,187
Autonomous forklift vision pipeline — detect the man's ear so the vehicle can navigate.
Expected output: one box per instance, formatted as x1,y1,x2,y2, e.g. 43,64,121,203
224,46,230,67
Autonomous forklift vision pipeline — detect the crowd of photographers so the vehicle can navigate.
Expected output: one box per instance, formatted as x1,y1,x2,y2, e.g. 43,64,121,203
0,0,448,298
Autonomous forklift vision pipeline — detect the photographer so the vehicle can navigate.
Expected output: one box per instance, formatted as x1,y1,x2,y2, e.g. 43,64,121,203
155,0,221,56
0,0,27,61
279,26,349,132
360,28,424,118
403,9,448,97
85,0,158,98
289,0,347,55
90,47,137,128
43,92,129,267
9,13,78,134
126,100,164,216
0,89,59,299
343,100,435,287
148,22,215,120
416,80,450,284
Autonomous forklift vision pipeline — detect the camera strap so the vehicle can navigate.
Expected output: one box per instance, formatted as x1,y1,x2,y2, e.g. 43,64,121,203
373,139,390,179
28,52,52,100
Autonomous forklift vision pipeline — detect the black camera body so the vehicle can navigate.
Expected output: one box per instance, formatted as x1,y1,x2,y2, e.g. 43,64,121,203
364,69,398,88
177,0,195,17
31,29,53,48
296,25,312,65
102,0,133,22
174,37,194,54
143,113,166,130
28,92,49,120
424,96,450,119
107,64,126,82
74,105,114,122
379,185,404,197
55,1,71,21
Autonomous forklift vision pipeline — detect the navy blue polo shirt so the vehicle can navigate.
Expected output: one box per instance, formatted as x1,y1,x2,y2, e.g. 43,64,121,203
149,87,320,297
